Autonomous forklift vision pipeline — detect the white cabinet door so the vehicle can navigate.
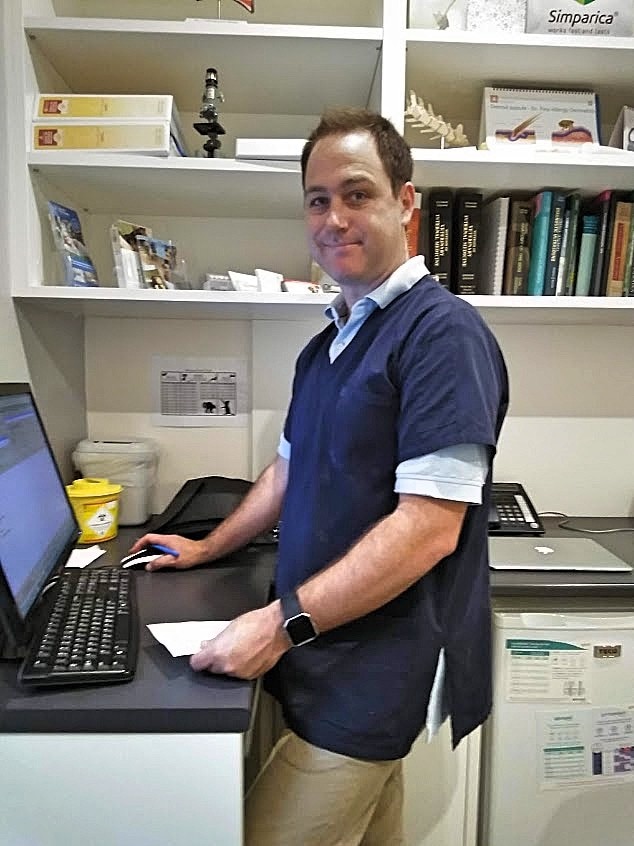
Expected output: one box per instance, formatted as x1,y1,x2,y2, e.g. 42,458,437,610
403,722,481,846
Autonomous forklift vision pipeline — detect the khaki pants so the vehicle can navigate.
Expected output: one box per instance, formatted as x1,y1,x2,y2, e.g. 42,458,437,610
245,730,404,846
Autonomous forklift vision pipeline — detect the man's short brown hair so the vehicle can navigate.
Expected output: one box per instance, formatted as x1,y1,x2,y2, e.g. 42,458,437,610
301,108,413,198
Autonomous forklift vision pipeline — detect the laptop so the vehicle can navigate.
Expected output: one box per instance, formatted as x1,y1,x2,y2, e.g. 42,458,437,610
488,536,632,572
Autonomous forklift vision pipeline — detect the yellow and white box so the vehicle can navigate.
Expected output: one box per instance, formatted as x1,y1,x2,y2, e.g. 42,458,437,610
32,94,189,156
34,93,175,120
526,0,632,36
32,121,177,155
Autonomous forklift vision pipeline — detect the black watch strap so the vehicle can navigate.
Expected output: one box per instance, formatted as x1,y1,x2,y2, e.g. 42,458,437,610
280,590,319,647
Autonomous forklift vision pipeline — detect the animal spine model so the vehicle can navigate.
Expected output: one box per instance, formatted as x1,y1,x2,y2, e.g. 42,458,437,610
404,90,470,148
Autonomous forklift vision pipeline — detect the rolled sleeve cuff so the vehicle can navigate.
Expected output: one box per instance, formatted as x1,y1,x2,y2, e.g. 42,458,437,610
394,475,484,503
394,443,488,504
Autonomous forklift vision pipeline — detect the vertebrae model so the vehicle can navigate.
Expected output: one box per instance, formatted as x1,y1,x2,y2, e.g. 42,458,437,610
404,90,470,148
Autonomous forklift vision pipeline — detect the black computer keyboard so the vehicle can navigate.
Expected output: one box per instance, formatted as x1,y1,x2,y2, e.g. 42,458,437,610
19,568,139,687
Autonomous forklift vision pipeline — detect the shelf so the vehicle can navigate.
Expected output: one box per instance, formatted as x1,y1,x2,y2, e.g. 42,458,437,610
12,286,334,321
405,30,634,130
468,295,634,325
25,18,382,115
13,287,634,325
30,148,634,219
29,153,303,218
410,148,634,194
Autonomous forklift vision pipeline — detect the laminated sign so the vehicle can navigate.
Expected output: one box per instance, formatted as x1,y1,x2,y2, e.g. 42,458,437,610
526,0,633,36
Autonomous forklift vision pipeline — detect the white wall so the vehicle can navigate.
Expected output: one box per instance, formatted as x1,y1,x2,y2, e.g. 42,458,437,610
490,322,634,517
86,315,634,518
84,316,253,511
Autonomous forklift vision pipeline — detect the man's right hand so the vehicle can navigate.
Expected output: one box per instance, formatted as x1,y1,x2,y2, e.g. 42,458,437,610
127,533,210,572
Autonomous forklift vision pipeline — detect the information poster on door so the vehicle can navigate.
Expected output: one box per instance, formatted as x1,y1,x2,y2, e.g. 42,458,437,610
537,706,634,790
504,638,590,703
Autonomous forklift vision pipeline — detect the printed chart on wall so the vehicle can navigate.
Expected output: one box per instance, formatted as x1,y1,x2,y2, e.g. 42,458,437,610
151,356,249,427
537,706,634,790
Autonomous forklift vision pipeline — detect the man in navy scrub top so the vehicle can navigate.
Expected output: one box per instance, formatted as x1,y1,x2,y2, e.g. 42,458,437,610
133,108,509,846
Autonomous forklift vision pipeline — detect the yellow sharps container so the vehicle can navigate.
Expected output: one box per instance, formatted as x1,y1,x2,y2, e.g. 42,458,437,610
66,477,123,542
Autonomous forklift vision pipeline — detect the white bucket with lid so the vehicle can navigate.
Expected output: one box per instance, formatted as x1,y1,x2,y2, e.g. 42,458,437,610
72,438,159,525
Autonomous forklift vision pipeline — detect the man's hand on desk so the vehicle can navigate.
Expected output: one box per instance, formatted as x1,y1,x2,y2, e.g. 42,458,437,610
189,601,290,680
128,533,208,571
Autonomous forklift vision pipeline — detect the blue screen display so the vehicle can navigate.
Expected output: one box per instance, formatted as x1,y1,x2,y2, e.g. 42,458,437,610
0,390,77,619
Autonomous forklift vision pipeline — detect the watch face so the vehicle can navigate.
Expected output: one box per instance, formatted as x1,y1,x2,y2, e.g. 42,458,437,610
286,612,316,646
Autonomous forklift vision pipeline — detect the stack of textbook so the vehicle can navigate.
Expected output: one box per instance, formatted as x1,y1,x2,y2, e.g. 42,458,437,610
32,94,189,157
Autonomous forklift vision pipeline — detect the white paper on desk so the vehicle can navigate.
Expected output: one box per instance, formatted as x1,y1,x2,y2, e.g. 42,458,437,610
147,620,231,657
65,546,106,568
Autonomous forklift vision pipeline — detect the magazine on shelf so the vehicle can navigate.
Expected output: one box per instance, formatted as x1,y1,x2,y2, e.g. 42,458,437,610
479,87,600,151
47,201,99,287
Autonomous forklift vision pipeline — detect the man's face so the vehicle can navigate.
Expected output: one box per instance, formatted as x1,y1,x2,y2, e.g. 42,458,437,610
303,131,414,290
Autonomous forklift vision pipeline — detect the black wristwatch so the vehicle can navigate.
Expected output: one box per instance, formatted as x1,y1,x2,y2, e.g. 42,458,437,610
280,590,319,647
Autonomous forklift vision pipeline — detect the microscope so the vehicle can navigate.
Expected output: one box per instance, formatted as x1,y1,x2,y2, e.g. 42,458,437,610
193,67,226,158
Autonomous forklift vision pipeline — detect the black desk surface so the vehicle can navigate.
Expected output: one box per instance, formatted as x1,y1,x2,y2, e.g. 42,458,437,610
1,518,632,734
0,529,276,734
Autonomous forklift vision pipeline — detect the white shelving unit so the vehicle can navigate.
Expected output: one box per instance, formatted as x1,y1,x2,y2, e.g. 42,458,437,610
2,5,633,846
9,3,633,322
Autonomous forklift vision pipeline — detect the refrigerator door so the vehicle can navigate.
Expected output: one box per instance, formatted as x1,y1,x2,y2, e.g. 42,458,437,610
480,611,634,846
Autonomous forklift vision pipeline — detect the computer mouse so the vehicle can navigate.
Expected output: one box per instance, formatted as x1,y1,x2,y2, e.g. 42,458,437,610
120,543,180,569
119,548,162,569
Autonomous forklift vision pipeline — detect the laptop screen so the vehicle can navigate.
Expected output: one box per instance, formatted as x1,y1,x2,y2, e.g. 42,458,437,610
0,385,78,628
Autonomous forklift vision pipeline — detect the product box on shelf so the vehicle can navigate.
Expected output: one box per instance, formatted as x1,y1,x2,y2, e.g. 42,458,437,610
32,121,182,156
479,87,600,150
34,93,175,121
526,0,633,36
32,94,189,156
608,106,634,152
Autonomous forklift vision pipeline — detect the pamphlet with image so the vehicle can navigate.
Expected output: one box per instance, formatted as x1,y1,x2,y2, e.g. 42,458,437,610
47,201,99,287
